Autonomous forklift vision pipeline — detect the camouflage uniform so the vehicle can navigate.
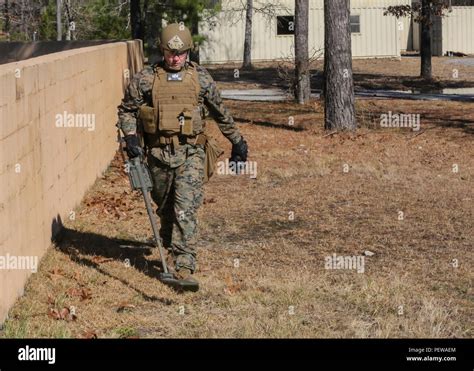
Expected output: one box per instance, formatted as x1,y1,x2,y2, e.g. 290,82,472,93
117,60,243,272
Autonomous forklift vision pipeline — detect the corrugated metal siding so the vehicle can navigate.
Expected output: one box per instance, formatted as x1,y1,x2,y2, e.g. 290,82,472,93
412,18,420,51
399,16,412,50
350,6,400,57
200,0,410,63
441,6,474,55
410,6,474,55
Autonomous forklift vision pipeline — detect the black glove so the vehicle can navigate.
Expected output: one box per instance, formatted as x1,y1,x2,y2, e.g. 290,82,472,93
124,135,142,158
230,137,248,163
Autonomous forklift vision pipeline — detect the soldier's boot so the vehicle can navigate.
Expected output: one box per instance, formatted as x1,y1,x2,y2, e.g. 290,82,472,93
175,267,198,283
175,253,199,290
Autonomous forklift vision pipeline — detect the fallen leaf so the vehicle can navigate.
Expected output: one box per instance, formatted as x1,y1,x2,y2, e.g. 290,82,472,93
59,307,70,320
48,308,61,320
67,287,92,301
81,330,98,339
48,268,65,280
223,274,242,295
48,307,77,321
80,288,92,301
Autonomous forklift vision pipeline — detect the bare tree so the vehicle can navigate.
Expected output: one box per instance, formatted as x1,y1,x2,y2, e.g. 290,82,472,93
222,1,289,69
294,0,310,104
242,0,253,69
1,0,43,41
323,0,356,131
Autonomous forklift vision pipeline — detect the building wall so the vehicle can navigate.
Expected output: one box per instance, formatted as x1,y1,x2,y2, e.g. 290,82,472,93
440,6,474,55
412,16,420,51
399,16,413,51
199,0,411,63
0,40,144,325
409,6,474,55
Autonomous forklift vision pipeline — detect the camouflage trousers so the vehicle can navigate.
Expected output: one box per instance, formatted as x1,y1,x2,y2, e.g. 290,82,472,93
147,143,205,272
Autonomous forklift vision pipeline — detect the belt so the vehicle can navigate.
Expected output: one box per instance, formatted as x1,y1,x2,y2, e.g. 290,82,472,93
156,133,207,147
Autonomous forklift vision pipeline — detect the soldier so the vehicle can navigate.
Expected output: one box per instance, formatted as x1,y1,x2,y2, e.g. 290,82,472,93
117,23,248,289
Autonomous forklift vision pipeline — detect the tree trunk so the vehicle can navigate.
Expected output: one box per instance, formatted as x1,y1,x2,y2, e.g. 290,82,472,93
420,0,432,79
190,20,200,64
130,0,144,40
323,0,356,131
144,0,162,64
295,0,310,104
56,0,62,40
3,0,10,35
242,0,253,70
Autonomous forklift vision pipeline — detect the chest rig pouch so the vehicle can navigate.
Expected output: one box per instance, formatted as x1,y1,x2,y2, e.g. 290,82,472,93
140,63,203,148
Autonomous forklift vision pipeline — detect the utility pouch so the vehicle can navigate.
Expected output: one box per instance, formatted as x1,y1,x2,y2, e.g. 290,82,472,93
139,105,157,134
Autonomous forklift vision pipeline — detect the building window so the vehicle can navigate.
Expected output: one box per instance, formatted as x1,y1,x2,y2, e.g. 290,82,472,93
277,16,295,35
350,15,360,33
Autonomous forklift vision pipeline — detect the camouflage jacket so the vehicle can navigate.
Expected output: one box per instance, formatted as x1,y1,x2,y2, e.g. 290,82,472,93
117,60,242,146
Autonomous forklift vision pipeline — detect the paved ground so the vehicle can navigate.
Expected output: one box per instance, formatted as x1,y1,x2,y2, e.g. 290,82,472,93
443,57,474,67
221,88,474,102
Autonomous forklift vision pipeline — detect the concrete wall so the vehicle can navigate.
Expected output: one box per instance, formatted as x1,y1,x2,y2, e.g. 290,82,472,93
0,40,127,65
0,40,144,325
199,0,411,64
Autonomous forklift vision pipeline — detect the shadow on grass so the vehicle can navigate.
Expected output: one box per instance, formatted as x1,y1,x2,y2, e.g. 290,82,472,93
51,215,175,304
356,106,474,135
208,64,474,92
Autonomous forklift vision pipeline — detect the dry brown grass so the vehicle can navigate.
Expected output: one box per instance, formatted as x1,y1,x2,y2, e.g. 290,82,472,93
1,98,472,339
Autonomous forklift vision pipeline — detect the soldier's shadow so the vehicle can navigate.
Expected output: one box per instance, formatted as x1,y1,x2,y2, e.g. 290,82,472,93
52,219,174,304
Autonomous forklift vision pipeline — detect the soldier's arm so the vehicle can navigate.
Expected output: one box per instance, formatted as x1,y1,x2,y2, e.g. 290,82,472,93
198,66,243,145
116,67,151,136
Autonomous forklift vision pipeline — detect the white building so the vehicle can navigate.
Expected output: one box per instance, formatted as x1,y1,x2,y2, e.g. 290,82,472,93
411,0,474,56
198,0,474,64
199,0,413,64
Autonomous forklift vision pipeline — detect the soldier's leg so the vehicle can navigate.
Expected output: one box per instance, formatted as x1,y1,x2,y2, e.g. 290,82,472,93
147,154,175,249
171,145,205,272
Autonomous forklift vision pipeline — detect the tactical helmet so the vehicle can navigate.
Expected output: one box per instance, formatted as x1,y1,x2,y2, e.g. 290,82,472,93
160,23,193,53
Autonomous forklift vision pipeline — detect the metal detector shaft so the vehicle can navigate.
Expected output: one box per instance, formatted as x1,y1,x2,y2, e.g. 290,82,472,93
128,156,169,274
